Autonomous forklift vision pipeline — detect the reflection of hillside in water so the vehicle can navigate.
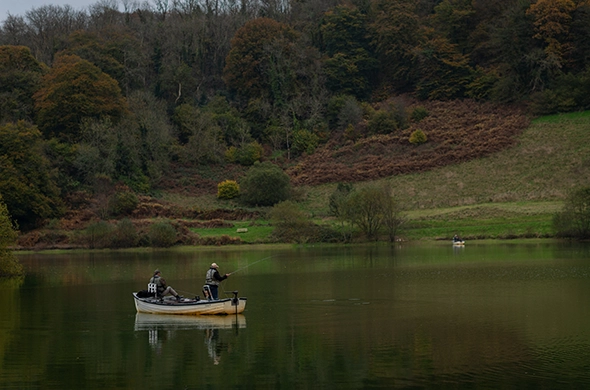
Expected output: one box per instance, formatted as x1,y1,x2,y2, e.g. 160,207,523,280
134,313,246,363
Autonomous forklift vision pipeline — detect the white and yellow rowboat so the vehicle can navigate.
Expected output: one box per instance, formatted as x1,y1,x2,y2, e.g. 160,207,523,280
133,291,246,315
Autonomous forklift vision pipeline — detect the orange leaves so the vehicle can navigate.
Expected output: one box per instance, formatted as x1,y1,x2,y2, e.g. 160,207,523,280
33,54,128,142
527,0,576,58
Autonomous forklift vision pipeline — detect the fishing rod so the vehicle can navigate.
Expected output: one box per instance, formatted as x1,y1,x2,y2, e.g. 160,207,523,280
177,255,273,298
228,255,273,275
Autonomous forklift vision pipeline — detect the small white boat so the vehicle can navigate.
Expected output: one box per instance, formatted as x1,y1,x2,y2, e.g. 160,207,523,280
133,291,246,315
453,240,465,246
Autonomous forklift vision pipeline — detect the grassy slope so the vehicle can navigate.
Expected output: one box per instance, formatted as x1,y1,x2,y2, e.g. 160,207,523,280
295,111,590,240
158,111,590,241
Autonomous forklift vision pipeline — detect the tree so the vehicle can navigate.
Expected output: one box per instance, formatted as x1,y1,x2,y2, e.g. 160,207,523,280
319,5,378,98
173,104,225,164
344,185,387,240
124,90,174,184
554,187,590,239
415,33,474,100
526,0,576,64
240,161,291,206
33,54,128,142
431,0,476,54
370,0,423,91
0,45,47,123
269,200,312,242
0,121,63,230
329,183,355,241
0,195,24,277
380,185,406,242
224,17,322,111
486,0,543,100
62,30,145,94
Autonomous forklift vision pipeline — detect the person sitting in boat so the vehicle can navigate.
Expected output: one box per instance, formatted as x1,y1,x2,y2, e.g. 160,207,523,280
205,263,229,300
150,269,182,301
453,234,462,243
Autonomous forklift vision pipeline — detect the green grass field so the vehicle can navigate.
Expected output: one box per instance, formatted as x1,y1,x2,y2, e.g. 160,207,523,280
191,220,274,243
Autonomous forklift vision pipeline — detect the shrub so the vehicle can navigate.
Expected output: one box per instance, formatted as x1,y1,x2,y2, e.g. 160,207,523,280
329,183,354,218
148,220,177,247
341,184,391,240
224,146,238,163
269,201,312,243
217,180,240,200
236,141,264,166
553,187,590,239
110,190,139,216
410,106,429,122
110,218,139,248
0,197,23,277
367,110,399,135
83,220,114,249
409,129,427,144
240,161,291,206
292,129,319,156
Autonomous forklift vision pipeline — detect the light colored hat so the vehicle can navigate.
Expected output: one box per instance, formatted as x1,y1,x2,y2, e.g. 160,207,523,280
211,263,219,268
154,269,160,275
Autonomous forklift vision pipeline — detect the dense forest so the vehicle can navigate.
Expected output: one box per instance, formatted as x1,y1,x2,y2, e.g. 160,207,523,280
1,0,590,233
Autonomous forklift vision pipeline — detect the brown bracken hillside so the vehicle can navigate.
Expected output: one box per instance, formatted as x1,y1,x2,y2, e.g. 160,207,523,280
288,100,529,186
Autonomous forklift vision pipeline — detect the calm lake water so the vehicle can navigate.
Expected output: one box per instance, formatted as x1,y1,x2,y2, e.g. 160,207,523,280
2,241,590,389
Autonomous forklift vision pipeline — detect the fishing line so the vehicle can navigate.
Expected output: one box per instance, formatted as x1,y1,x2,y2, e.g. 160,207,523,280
220,255,274,296
228,255,273,275
177,256,274,298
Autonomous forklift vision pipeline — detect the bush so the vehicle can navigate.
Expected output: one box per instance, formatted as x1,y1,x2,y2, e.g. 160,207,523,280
291,129,319,156
236,141,264,166
553,187,590,239
110,190,139,216
83,220,115,249
409,129,427,144
217,180,240,200
367,110,399,135
240,161,291,206
148,220,177,247
410,106,429,122
0,197,23,277
269,201,313,243
110,218,139,248
225,146,238,163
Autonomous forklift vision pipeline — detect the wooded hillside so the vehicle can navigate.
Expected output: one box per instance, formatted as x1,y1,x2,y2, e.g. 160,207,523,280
0,0,588,231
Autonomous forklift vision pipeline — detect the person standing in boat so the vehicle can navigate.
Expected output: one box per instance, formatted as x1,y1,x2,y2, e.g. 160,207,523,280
205,263,229,300
150,269,182,301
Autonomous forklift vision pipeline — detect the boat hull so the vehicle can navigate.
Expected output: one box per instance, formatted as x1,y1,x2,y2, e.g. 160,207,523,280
133,293,246,315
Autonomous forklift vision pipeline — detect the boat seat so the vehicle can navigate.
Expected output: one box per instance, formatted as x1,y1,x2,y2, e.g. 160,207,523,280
147,283,158,297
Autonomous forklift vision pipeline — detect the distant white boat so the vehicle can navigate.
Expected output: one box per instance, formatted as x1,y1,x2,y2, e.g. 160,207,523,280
453,240,465,246
133,291,246,315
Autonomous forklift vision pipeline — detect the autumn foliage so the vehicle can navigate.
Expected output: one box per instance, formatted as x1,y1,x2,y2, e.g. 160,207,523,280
33,54,128,142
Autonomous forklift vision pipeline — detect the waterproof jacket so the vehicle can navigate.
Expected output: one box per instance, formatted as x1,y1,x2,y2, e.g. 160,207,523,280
205,268,227,286
149,275,166,294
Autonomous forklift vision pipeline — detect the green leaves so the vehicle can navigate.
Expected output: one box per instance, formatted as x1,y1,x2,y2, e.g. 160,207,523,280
0,121,63,230
240,161,291,207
